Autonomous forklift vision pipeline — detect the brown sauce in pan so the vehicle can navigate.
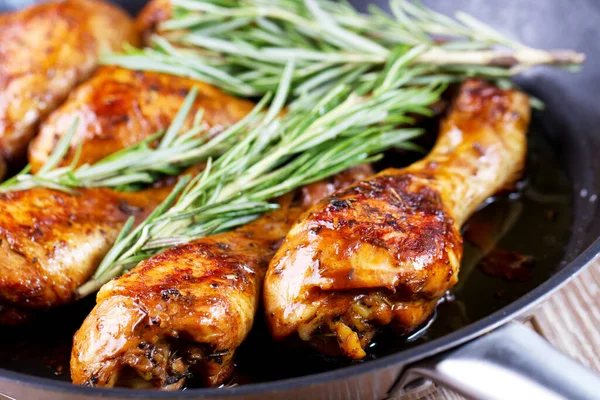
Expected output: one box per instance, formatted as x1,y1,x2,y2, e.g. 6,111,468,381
0,115,573,387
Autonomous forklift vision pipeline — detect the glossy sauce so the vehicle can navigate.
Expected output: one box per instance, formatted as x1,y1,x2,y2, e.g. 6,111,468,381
0,115,573,386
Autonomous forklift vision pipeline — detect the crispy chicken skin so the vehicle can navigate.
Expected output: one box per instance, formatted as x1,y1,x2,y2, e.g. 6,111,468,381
71,166,373,389
0,0,138,168
263,80,531,359
0,186,171,309
0,70,255,323
29,66,255,172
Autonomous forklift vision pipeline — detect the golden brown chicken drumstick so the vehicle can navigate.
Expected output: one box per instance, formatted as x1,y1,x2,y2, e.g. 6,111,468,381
71,165,373,389
29,66,254,172
0,0,137,172
263,80,531,359
0,67,255,324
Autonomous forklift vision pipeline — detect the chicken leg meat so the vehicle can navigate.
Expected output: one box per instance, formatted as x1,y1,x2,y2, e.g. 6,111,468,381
263,80,531,359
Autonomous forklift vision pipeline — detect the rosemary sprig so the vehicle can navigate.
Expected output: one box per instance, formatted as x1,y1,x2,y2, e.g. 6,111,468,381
77,59,442,297
102,0,584,105
0,87,271,193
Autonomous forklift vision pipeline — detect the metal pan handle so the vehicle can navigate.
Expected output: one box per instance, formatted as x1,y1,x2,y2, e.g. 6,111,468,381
390,322,600,400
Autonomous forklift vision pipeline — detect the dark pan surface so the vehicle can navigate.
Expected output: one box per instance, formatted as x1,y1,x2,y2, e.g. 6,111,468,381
0,0,598,397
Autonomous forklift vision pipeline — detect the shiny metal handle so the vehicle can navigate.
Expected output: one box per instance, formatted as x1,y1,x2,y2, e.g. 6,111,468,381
391,322,600,400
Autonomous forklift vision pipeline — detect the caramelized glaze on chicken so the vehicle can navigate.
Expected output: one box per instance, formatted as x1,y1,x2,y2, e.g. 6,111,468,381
0,0,138,168
71,166,372,389
29,66,255,172
0,70,255,323
263,80,531,359
0,186,171,309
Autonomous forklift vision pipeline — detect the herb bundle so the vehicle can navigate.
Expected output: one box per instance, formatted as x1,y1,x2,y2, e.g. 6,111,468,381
104,0,583,109
77,59,443,296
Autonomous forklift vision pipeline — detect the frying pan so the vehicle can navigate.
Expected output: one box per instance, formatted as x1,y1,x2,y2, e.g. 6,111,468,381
0,0,599,399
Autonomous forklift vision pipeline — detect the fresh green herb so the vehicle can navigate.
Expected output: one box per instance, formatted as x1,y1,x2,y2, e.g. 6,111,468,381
103,0,584,108
77,59,443,297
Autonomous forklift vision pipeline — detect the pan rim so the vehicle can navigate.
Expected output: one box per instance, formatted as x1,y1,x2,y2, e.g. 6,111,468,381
0,237,597,398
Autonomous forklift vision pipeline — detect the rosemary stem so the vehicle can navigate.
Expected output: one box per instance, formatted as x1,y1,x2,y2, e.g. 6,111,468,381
415,48,585,67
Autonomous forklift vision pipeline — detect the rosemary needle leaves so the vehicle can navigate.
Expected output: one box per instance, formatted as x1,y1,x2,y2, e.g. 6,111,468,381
77,60,442,297
0,87,269,193
103,0,584,106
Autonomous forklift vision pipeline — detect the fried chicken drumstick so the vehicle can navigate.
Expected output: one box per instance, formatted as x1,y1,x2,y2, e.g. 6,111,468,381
263,80,531,359
70,166,373,389
0,0,138,173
